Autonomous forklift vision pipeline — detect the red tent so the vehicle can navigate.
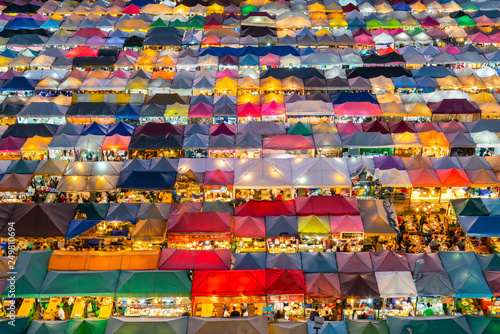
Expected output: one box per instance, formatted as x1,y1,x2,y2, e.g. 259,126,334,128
232,216,266,238
237,103,262,118
389,120,417,133
266,269,305,295
263,135,315,150
305,273,342,298
436,168,471,187
122,4,141,14
72,29,109,39
329,215,364,233
362,120,390,134
167,212,232,233
235,200,296,217
415,122,441,133
189,103,213,118
66,46,99,58
158,249,231,270
203,170,234,187
407,169,442,187
192,270,266,296
337,121,363,134
0,137,26,152
210,122,237,136
294,196,359,216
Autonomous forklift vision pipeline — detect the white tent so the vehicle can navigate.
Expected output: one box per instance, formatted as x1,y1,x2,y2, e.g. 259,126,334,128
376,168,412,188
234,158,292,188
290,157,351,188
375,271,417,298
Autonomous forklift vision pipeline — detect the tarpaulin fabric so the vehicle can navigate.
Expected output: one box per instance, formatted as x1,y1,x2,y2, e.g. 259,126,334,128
158,249,231,270
167,211,231,233
192,270,266,296
305,273,342,298
294,196,359,216
266,269,305,295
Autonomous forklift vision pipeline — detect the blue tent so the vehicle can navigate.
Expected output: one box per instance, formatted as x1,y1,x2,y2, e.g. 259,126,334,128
458,216,500,237
411,66,455,78
117,171,176,190
82,122,110,136
239,54,260,66
267,253,302,270
41,18,62,30
5,18,42,30
107,122,136,136
439,251,493,298
307,321,348,334
66,219,102,239
232,253,266,270
105,203,140,222
115,104,140,120
265,215,299,238
392,75,417,89
149,157,178,173
0,77,37,91
6,159,39,174
392,2,411,11
301,252,338,273
348,18,366,30
330,91,379,105
415,75,440,90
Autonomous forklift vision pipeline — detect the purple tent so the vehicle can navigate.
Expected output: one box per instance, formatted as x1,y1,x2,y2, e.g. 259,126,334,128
370,250,410,271
406,253,445,273
1,203,78,237
0,137,26,152
337,252,373,273
134,123,184,136
340,273,380,298
428,99,481,114
373,156,405,170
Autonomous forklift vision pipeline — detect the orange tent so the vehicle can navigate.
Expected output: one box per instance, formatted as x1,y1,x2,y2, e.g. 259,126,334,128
407,168,442,187
48,250,160,271
102,134,131,151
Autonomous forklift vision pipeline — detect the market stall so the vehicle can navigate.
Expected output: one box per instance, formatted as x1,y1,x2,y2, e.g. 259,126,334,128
266,269,306,322
115,270,192,317
265,215,299,253
232,216,266,253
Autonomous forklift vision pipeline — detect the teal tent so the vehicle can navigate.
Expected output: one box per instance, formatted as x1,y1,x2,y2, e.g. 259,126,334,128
466,315,500,334
26,320,68,334
40,271,119,298
1,250,52,298
306,321,348,334
451,199,489,216
386,316,473,334
105,316,188,334
115,270,192,298
0,317,30,334
439,252,493,298
346,320,389,334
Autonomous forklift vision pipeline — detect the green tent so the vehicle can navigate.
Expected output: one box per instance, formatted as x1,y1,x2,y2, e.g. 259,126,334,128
455,16,477,27
169,19,187,28
386,315,473,334
382,18,403,29
65,319,107,334
77,202,110,220
287,122,312,136
115,271,192,298
40,271,119,298
0,317,30,334
2,250,52,298
186,16,206,30
366,19,383,30
241,5,258,14
407,28,425,36
461,1,479,11
150,18,169,28
105,316,188,334
26,320,68,334
347,320,389,334
451,198,489,216
466,315,500,334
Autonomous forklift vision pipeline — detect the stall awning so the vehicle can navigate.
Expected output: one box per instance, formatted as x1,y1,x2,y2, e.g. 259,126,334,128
192,270,266,296
115,270,191,298
305,273,342,298
232,216,266,238
295,196,359,216
39,271,119,297
266,269,305,295
375,271,417,298
167,211,231,233
158,249,231,270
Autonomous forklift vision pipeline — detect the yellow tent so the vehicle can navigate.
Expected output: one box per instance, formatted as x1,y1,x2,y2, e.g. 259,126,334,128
207,3,224,14
35,77,61,91
115,19,150,32
125,77,149,91
282,76,304,91
21,136,52,153
458,74,485,90
140,49,160,58
370,76,395,93
215,77,238,91
141,4,172,14
172,4,190,14
0,56,12,67
260,77,282,92
405,102,432,117
480,102,500,117
470,91,496,104
165,103,189,117
392,132,422,147
298,216,331,234
156,55,177,67
381,101,407,117
308,3,326,12
329,17,348,28
86,70,110,80
481,75,500,89
436,75,462,90
410,1,427,12
261,93,284,104
377,92,403,104
237,93,260,105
